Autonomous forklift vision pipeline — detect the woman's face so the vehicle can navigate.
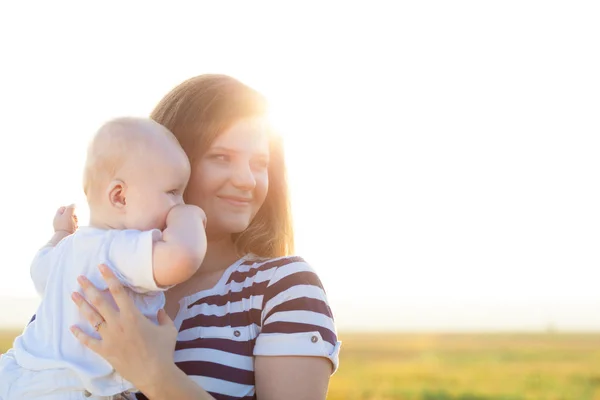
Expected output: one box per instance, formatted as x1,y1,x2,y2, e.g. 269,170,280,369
185,117,270,238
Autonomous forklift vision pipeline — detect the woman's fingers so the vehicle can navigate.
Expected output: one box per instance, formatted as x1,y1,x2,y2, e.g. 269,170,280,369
70,292,109,357
156,308,173,327
70,325,102,354
76,275,118,325
98,264,137,318
71,291,106,327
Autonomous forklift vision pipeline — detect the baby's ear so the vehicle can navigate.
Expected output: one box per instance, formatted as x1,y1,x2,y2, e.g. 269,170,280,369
107,180,127,209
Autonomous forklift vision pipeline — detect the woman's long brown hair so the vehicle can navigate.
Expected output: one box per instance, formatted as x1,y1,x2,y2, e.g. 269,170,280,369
150,74,294,258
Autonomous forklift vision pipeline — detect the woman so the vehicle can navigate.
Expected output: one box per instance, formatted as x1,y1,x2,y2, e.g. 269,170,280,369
70,74,340,400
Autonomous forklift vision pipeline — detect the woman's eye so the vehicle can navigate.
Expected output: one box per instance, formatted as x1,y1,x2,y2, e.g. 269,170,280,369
253,159,269,169
213,154,230,162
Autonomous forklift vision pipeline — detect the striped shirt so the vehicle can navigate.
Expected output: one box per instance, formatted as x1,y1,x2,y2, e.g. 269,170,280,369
137,255,340,400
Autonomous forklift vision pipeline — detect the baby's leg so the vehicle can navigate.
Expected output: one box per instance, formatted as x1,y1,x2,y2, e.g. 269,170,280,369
0,349,91,399
0,349,23,400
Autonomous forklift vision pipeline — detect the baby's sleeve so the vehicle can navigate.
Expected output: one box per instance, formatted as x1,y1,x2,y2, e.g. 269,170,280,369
30,247,54,296
107,229,167,293
253,257,341,373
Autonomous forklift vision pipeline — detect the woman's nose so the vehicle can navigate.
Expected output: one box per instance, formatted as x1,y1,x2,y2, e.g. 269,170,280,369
231,163,256,190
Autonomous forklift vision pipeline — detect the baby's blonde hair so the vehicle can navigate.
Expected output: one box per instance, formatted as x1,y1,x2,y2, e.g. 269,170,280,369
82,117,178,204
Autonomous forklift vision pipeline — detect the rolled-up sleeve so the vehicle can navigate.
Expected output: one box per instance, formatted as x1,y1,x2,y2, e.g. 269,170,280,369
107,229,165,293
253,257,341,373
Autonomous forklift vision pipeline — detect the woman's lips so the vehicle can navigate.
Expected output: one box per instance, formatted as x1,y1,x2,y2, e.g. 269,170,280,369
218,196,252,207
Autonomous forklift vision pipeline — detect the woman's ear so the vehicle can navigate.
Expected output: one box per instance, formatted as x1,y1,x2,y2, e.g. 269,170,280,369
107,180,127,209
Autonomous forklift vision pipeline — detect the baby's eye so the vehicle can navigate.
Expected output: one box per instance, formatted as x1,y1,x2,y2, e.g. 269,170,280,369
167,190,178,195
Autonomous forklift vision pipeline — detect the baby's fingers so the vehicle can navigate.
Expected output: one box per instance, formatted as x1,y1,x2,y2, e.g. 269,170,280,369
63,204,77,216
56,204,75,216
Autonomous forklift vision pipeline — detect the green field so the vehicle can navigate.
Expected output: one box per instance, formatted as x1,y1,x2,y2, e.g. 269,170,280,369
2,331,599,399
329,332,600,400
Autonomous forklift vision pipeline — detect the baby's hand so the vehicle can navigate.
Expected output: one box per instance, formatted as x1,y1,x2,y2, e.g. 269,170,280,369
53,204,78,234
166,204,207,228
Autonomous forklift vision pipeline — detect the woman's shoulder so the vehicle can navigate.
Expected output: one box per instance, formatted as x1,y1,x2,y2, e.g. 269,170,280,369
240,254,322,281
243,254,315,270
231,254,328,299
243,254,309,266
251,255,340,370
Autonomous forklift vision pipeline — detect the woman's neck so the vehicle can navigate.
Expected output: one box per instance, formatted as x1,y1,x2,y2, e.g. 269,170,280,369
198,235,241,274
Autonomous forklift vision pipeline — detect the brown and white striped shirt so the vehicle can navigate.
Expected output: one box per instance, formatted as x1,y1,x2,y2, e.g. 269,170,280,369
137,255,340,400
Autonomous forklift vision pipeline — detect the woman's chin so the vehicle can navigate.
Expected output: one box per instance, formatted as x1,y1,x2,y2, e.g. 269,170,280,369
208,216,252,237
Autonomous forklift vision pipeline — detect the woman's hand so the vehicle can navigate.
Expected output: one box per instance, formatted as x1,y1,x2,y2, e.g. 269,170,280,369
70,264,179,393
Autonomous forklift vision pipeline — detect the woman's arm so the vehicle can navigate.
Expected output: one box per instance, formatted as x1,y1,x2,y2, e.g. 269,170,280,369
255,356,331,400
252,257,341,400
140,366,217,400
70,264,215,400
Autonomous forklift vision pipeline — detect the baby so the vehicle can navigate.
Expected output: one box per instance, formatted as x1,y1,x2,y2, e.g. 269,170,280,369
0,117,207,399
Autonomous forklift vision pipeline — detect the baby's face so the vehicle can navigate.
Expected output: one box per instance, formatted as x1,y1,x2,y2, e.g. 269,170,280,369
123,143,191,231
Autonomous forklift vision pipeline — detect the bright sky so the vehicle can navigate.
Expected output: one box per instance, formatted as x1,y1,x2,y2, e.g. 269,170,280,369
1,1,599,331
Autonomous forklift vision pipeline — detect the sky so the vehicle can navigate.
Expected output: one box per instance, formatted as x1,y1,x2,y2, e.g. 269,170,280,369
0,1,599,331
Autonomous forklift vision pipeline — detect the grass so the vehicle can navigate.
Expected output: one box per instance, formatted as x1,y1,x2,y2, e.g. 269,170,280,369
328,332,600,400
2,331,599,399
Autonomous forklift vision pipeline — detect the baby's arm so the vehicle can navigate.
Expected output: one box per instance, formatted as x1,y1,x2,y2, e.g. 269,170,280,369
44,204,78,248
107,205,206,292
152,204,207,287
31,205,78,295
